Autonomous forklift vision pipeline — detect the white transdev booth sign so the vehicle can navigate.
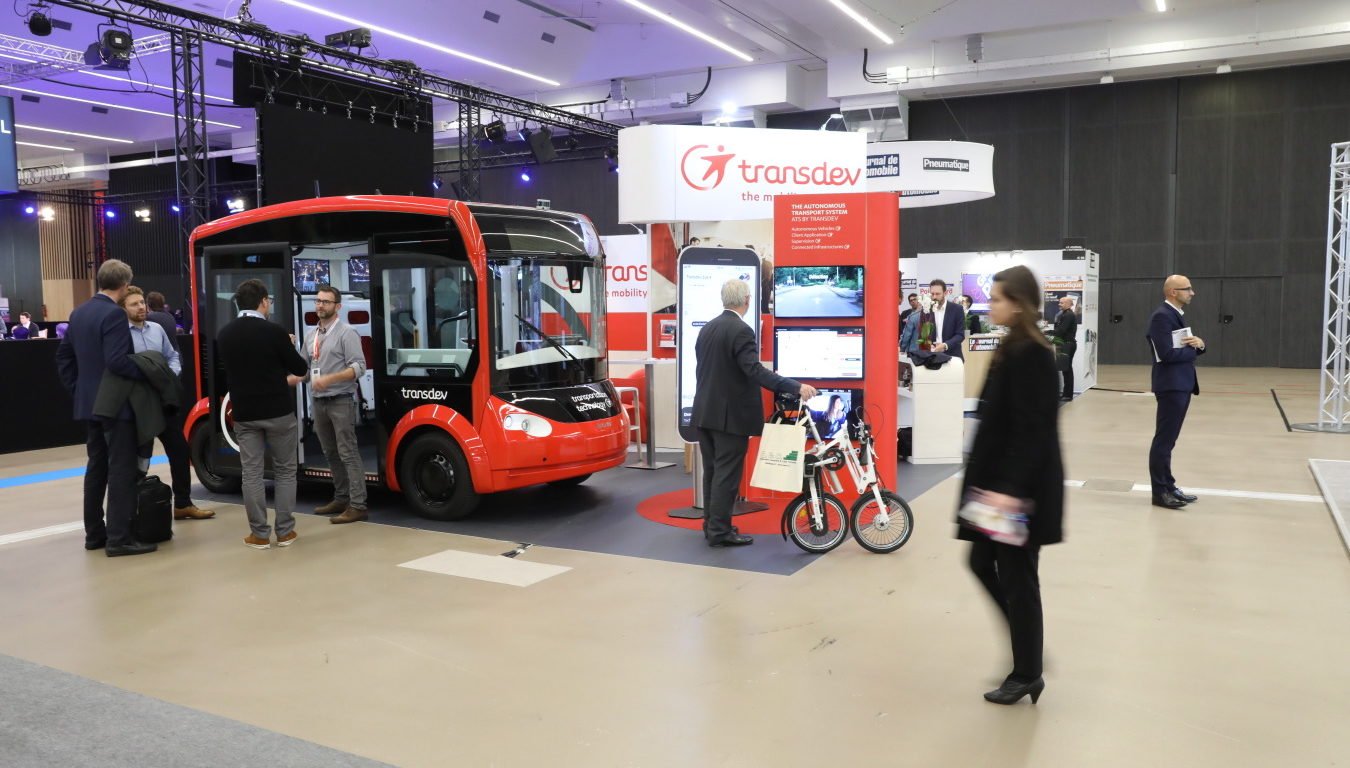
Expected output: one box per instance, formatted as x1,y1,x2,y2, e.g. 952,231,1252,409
867,140,994,208
619,124,867,223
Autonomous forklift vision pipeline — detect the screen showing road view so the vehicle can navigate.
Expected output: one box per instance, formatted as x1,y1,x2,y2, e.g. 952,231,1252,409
774,327,865,380
773,265,864,318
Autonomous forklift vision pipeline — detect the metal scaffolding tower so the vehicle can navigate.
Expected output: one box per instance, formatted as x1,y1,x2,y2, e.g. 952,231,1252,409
1296,142,1350,433
169,29,209,304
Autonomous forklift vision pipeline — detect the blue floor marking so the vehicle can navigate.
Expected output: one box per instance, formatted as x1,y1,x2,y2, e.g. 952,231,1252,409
0,455,168,490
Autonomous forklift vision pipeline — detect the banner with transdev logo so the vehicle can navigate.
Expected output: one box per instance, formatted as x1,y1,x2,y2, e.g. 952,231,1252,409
618,125,866,223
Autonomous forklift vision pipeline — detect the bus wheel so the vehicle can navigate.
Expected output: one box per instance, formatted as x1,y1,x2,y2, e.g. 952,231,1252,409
400,433,479,521
547,473,591,488
189,422,241,494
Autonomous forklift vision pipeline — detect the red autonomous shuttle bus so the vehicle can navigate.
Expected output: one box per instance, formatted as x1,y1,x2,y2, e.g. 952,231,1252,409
184,196,630,520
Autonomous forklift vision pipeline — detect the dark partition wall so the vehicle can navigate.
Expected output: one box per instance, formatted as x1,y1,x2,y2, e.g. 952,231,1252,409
0,197,41,318
902,59,1350,368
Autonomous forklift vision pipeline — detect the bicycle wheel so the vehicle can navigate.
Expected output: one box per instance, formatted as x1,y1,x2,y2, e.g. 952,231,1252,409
850,489,914,554
783,490,849,553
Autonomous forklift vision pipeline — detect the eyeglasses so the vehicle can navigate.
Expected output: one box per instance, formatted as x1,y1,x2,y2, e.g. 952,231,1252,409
313,299,338,306
1176,287,1194,293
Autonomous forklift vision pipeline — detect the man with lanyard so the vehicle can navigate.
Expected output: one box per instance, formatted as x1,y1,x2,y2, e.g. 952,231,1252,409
289,284,369,524
122,286,213,521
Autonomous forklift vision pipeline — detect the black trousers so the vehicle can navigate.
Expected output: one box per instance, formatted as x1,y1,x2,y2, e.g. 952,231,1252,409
969,538,1043,682
698,428,749,540
84,418,138,547
1149,391,1191,495
1059,343,1076,398
159,409,193,509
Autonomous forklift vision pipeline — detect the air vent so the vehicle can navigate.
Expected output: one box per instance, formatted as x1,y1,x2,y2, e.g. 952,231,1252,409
51,19,72,31
215,57,232,68
541,32,555,44
483,10,500,23
91,106,109,114
20,94,40,103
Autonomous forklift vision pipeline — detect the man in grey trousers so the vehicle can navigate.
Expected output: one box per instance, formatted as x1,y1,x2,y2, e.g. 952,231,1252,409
215,279,309,549
290,284,369,524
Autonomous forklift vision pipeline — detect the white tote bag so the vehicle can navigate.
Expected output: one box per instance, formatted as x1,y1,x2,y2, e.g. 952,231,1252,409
750,422,808,493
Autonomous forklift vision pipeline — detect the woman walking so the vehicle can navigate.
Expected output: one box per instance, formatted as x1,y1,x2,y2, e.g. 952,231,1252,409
958,265,1065,705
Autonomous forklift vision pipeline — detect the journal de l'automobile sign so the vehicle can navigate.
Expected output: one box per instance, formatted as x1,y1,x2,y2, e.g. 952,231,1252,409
619,124,867,222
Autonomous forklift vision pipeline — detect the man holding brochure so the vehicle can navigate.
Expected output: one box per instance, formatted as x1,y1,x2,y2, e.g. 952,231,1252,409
1147,275,1206,510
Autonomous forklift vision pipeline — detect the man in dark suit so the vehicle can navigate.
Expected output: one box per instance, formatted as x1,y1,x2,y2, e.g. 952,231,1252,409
55,259,157,557
145,291,180,352
925,279,965,360
1147,275,1206,510
1053,296,1079,401
693,279,817,547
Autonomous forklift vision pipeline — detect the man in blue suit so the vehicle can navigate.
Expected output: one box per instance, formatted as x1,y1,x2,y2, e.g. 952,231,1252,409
56,259,157,557
924,279,965,359
1147,275,1206,510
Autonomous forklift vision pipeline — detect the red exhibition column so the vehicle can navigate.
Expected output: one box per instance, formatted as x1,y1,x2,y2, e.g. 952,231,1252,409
771,192,900,493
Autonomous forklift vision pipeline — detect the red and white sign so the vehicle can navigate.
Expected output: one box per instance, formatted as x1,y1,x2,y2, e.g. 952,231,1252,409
619,125,867,223
599,233,649,351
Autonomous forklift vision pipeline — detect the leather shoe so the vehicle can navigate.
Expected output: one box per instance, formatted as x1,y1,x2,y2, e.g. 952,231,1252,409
173,505,215,520
708,533,753,547
1171,489,1198,504
85,539,106,551
314,499,347,516
1152,494,1187,509
330,507,369,524
106,540,157,557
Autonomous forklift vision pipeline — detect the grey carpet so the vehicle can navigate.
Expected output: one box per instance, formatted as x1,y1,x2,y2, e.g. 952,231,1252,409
0,652,391,768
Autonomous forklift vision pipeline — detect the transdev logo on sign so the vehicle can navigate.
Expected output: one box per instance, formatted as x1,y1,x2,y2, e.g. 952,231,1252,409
922,157,971,172
679,142,863,192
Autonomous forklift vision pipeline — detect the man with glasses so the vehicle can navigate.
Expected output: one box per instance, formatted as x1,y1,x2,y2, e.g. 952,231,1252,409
1147,275,1206,510
289,285,369,524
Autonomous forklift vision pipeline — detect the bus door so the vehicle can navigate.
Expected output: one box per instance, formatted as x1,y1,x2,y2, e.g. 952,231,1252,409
197,242,295,479
369,230,478,456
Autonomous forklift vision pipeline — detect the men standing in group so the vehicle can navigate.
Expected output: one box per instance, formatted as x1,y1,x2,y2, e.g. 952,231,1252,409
122,286,213,522
289,285,369,524
1147,275,1206,510
693,278,817,547
55,259,156,557
926,279,966,360
1053,295,1079,401
216,279,309,548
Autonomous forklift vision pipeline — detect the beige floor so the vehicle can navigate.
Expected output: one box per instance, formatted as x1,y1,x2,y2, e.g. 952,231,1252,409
1,366,1347,767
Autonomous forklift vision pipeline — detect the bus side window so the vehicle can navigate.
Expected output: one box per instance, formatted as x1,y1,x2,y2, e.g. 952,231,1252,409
383,265,475,380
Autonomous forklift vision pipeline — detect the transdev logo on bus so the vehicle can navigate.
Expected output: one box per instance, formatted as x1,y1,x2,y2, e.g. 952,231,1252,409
679,143,863,192
402,387,448,401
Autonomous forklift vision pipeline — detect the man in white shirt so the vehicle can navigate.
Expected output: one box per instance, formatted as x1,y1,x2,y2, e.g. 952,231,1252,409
122,286,213,521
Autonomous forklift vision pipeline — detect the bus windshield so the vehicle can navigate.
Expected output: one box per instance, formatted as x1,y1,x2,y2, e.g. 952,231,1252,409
489,258,606,389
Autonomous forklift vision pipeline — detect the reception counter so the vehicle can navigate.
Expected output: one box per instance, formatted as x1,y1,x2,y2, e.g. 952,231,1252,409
0,335,197,455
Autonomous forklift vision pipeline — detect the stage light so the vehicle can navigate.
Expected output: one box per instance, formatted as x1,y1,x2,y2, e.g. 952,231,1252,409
432,176,443,190
481,119,507,144
104,209,116,219
721,100,737,115
84,28,134,71
519,127,531,142
563,134,579,151
170,203,181,213
39,206,54,221
28,9,52,37
134,208,151,222
23,205,35,215
226,198,246,213
520,170,531,182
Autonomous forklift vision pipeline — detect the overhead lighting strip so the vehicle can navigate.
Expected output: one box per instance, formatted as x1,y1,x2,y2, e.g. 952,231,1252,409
17,141,74,151
617,0,754,62
17,124,134,143
0,85,240,128
276,0,562,86
826,0,894,45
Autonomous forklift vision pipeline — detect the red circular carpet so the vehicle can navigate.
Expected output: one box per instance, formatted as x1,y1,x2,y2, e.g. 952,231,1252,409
635,489,794,536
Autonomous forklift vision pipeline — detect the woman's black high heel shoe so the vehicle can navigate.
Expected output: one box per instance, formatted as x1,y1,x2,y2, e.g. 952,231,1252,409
983,677,1045,705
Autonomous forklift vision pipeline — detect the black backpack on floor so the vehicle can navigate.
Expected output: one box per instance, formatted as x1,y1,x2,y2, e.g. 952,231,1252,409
133,474,173,544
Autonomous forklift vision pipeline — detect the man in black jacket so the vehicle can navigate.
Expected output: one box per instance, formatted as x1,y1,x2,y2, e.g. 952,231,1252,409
1147,275,1206,509
216,279,309,549
693,279,816,547
1052,296,1079,401
145,291,179,352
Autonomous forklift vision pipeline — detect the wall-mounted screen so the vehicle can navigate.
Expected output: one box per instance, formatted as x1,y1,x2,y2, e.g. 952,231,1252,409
774,265,864,318
804,388,864,439
774,326,865,380
293,258,330,294
348,257,370,294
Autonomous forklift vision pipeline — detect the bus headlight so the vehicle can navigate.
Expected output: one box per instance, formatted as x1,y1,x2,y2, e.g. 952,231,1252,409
502,413,553,438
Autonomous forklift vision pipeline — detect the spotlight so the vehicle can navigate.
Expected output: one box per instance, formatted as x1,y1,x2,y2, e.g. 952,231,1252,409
104,209,116,219
27,8,52,37
563,134,579,151
83,28,134,71
324,27,372,50
134,208,151,222
226,198,247,213
170,203,181,213
519,127,531,142
39,206,54,221
23,205,34,215
603,145,619,172
520,170,531,182
431,176,443,190
480,119,507,144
